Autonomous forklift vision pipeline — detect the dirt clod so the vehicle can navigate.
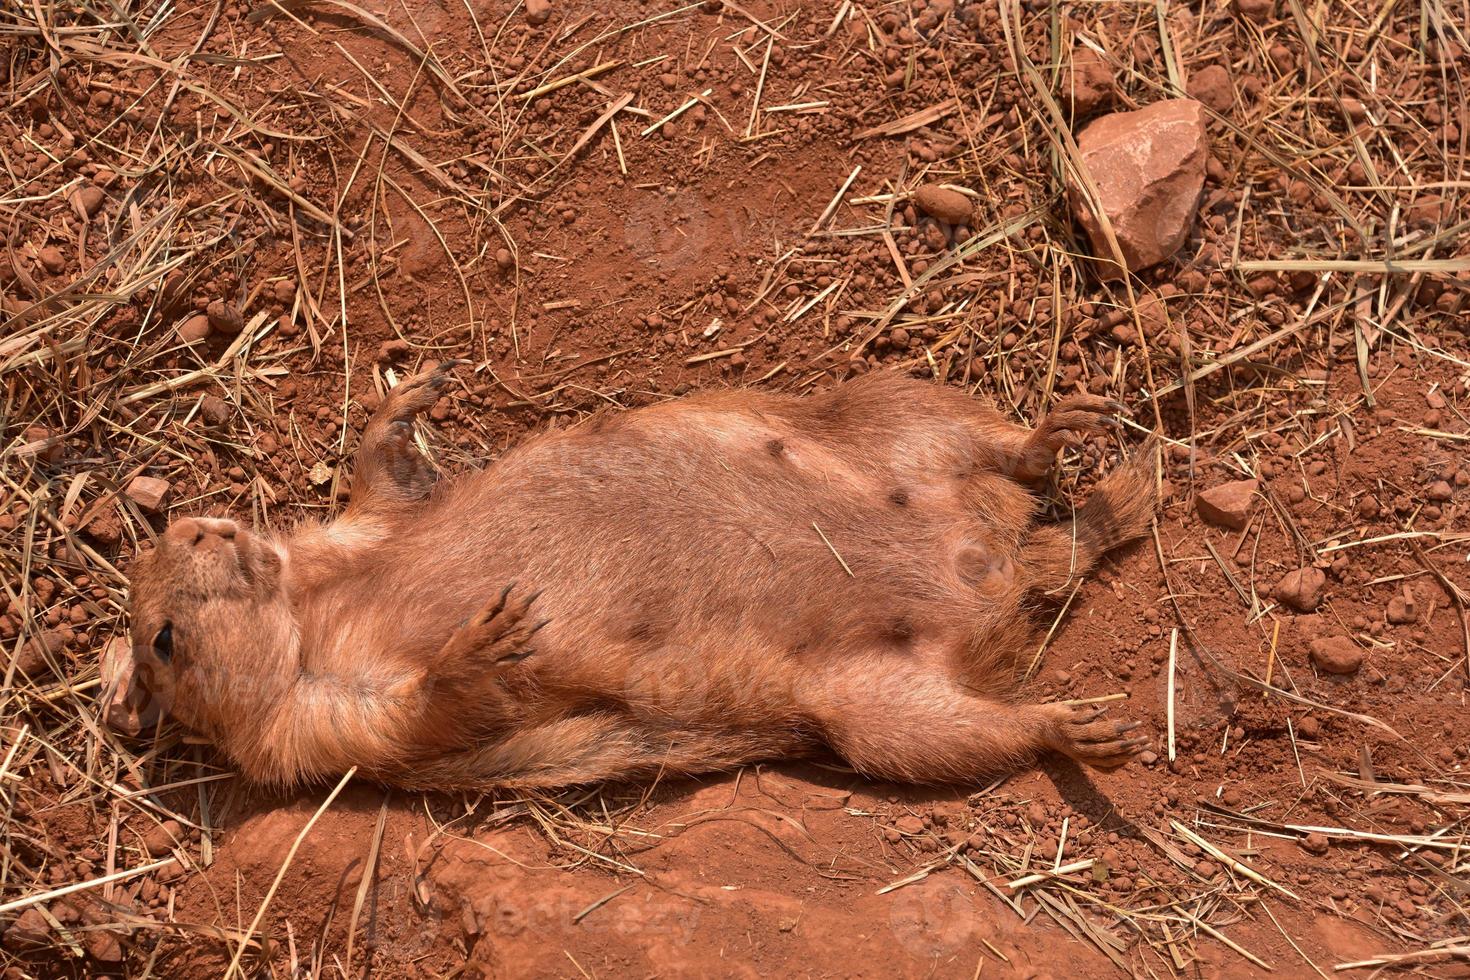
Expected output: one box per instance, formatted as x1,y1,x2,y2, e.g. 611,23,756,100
70,184,105,217
1309,636,1365,675
36,245,65,274
3,909,52,949
1273,566,1326,612
142,819,183,857
85,930,124,963
1386,586,1418,624
199,395,231,426
15,630,62,680
1187,65,1234,115
22,424,64,463
1066,46,1113,116
84,506,123,546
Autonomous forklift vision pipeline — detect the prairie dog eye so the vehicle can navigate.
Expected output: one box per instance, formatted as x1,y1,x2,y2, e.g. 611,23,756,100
153,622,174,664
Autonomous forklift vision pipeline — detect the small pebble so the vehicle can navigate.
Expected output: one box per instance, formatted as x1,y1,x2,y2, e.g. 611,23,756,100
36,246,65,274
178,313,211,344
71,184,105,217
911,184,972,225
206,299,244,335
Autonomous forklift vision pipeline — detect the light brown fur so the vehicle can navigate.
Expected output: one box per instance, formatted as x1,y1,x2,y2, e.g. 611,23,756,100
126,368,1157,790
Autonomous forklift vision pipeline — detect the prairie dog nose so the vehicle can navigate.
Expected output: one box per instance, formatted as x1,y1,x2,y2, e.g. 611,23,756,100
165,516,238,548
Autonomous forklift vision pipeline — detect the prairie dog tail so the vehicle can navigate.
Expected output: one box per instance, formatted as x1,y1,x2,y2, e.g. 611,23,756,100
1019,439,1159,595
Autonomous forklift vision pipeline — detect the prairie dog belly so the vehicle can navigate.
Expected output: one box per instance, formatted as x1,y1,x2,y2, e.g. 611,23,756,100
402,398,1030,706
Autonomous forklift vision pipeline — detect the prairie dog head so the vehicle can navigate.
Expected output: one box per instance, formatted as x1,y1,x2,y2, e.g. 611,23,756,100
127,516,299,740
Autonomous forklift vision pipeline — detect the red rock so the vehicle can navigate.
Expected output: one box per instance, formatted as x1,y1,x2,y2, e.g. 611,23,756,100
1268,43,1295,74
894,815,925,835
1066,46,1113,116
1299,831,1330,855
525,0,552,24
912,185,971,225
126,475,171,513
1273,566,1326,611
206,299,244,335
1188,64,1234,114
178,313,211,344
1427,480,1453,502
1246,273,1281,298
1195,478,1258,530
1309,636,1364,675
1407,195,1446,229
1068,100,1209,276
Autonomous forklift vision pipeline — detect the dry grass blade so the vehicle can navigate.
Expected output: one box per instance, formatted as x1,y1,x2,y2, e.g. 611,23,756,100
851,98,960,140
1335,945,1470,970
1169,820,1300,900
0,859,176,915
345,793,389,973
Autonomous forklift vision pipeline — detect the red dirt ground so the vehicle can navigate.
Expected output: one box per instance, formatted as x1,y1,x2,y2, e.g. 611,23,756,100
3,0,1469,976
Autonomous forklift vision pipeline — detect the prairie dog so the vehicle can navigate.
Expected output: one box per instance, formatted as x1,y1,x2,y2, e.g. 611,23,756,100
125,367,1156,789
